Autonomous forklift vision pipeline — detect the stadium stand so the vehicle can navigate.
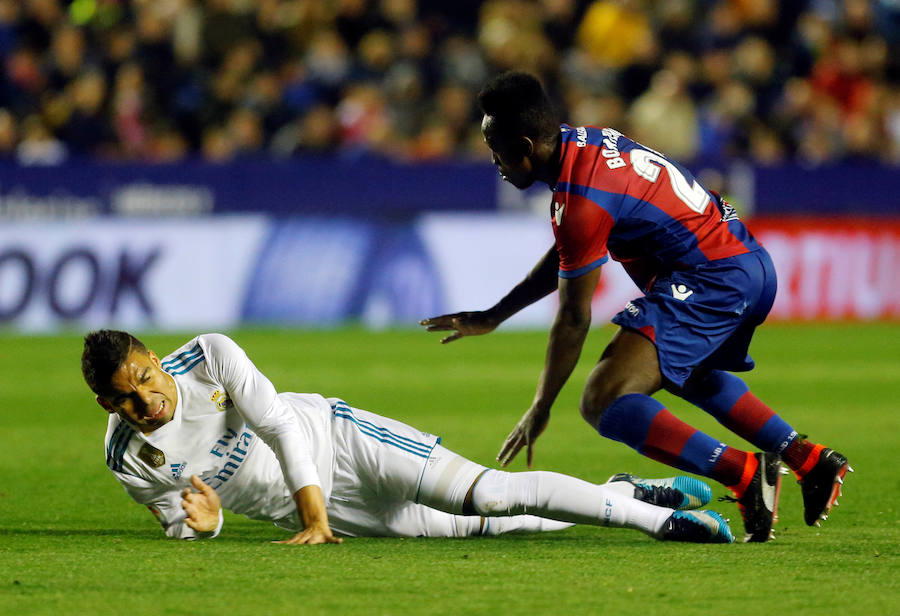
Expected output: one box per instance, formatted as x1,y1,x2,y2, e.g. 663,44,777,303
0,0,897,165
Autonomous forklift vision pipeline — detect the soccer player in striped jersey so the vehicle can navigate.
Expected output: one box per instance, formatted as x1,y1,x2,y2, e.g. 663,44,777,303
421,71,850,542
81,330,733,544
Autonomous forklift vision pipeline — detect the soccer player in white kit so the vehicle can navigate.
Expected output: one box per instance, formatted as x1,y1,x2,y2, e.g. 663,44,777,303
81,330,733,544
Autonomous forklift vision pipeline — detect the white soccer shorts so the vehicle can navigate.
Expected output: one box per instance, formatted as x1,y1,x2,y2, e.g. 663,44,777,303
322,399,488,537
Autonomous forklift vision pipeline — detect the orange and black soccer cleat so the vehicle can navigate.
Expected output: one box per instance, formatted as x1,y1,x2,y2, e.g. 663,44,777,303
799,447,852,527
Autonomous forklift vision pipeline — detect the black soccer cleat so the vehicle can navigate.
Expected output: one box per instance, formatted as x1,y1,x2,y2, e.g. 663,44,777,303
799,448,851,527
736,452,782,543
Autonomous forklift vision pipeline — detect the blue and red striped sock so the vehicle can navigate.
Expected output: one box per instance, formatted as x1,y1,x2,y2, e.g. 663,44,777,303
680,370,800,455
597,393,754,493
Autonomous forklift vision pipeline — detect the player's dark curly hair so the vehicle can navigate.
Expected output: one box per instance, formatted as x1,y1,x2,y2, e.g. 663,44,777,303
82,329,146,395
477,71,559,145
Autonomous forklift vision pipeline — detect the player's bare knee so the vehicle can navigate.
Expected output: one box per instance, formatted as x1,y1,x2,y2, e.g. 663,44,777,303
578,394,605,429
579,383,627,428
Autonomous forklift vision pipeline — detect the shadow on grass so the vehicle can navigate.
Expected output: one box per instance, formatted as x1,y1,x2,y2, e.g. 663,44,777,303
0,527,296,543
0,525,669,548
0,528,159,538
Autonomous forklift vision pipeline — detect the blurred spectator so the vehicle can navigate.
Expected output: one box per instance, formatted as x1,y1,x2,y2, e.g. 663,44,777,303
576,0,654,68
629,67,699,160
0,108,17,158
112,62,149,157
0,0,895,165
63,69,111,155
16,114,67,165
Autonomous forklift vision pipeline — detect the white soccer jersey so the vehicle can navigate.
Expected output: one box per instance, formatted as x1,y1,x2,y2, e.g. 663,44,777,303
104,333,335,539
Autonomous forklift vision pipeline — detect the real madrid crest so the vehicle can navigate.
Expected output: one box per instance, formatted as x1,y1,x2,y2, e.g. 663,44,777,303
211,390,233,411
138,443,166,467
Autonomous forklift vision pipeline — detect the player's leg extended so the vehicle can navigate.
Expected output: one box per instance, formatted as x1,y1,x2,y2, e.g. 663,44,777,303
582,329,758,495
416,444,732,542
677,368,851,527
465,468,731,543
329,401,572,537
380,500,573,537
581,338,770,542
672,248,850,528
677,369,806,471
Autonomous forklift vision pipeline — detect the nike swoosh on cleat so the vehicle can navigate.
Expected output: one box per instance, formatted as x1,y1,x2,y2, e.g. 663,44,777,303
761,474,776,511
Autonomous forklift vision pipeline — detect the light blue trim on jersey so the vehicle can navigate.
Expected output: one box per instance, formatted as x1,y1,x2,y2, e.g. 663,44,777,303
166,354,205,375
559,256,608,279
331,401,432,458
106,422,129,468
161,343,201,367
162,343,206,376
107,422,135,472
162,344,203,371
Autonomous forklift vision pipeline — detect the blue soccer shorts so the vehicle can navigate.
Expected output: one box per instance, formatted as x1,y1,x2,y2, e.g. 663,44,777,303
611,249,778,388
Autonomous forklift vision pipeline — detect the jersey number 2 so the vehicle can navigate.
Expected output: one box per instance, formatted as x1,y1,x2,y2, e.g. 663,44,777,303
630,148,710,214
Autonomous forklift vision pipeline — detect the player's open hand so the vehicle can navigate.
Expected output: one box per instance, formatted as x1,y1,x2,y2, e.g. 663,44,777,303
497,406,550,468
181,475,221,532
419,311,498,344
273,523,343,546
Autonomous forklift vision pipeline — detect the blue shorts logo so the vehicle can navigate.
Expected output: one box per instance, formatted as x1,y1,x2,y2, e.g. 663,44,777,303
671,284,694,301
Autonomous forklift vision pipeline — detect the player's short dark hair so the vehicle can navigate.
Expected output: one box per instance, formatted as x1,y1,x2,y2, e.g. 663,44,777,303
477,71,559,145
82,330,146,395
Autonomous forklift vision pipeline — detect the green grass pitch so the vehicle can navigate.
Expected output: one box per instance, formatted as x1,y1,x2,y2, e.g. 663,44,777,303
1,323,897,615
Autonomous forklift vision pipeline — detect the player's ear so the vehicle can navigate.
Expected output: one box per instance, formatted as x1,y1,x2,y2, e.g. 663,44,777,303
521,136,535,158
147,350,161,368
97,396,115,414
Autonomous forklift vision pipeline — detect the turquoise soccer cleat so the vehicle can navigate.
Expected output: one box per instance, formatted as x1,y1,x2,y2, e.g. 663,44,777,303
660,510,735,543
607,473,713,510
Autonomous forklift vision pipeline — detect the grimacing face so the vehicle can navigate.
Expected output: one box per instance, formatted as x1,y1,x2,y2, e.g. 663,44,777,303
481,114,537,190
97,348,177,433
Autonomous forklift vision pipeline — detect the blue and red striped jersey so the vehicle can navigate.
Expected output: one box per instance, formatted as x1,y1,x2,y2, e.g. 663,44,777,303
551,125,761,289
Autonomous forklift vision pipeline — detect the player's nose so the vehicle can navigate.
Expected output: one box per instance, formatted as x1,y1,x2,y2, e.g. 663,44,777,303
136,389,154,410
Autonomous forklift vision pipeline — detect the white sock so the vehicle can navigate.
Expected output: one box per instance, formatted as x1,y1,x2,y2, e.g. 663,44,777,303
601,480,636,498
482,515,574,535
471,470,671,536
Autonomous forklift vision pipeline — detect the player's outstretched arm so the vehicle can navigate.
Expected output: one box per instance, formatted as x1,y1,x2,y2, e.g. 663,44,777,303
497,266,602,467
274,485,342,546
420,244,560,343
181,475,222,533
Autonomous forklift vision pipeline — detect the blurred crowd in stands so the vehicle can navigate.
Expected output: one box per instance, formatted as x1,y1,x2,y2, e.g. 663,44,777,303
1,0,898,165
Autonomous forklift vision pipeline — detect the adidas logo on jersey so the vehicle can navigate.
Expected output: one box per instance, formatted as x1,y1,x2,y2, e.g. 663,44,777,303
170,462,186,480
